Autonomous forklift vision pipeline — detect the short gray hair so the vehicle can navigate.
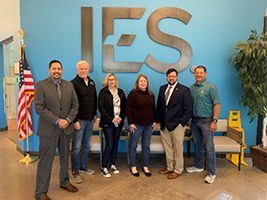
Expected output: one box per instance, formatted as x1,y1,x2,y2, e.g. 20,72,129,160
76,61,89,70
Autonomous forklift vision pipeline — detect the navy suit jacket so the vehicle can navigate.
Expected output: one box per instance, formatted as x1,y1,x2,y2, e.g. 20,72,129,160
157,82,193,131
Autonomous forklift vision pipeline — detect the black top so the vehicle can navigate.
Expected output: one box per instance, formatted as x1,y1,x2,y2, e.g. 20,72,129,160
126,89,156,126
71,75,97,122
98,87,126,128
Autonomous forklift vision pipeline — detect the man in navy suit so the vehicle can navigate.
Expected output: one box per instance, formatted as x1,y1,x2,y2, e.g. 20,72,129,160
157,68,193,179
34,60,79,200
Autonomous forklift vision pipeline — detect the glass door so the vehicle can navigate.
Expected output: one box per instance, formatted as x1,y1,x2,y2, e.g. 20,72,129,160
3,40,16,143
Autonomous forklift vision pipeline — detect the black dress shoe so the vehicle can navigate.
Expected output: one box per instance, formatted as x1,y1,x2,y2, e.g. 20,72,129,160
130,168,140,177
143,167,152,177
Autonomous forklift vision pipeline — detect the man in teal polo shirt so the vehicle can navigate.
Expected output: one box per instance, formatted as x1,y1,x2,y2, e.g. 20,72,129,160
186,65,220,184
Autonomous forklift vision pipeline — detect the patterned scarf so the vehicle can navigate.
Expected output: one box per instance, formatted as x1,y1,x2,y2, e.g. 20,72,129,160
109,88,121,117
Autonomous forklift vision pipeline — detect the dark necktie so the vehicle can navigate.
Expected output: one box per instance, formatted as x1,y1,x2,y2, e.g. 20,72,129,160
56,82,62,98
165,86,172,103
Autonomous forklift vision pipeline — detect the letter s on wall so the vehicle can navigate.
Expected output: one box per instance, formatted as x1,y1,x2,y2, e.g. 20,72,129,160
145,7,192,73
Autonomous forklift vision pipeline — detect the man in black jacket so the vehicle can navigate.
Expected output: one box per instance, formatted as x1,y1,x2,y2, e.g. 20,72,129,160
157,68,193,179
70,61,97,183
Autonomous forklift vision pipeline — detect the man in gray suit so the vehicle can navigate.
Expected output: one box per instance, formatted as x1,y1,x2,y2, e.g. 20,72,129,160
34,60,79,200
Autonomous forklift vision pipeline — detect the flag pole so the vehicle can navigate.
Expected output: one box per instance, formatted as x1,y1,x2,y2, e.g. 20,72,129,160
18,30,37,165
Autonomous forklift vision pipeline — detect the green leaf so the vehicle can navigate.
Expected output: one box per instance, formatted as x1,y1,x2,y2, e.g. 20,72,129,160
230,29,267,122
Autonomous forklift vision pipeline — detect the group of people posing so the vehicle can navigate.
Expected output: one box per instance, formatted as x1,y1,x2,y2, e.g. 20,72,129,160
34,60,220,200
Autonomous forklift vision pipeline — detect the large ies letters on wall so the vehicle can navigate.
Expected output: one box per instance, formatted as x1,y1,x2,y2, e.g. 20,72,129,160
81,7,93,71
102,7,145,72
81,7,192,73
145,7,192,73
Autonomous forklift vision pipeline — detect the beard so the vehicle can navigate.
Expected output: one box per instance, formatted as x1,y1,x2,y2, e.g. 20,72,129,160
168,81,176,85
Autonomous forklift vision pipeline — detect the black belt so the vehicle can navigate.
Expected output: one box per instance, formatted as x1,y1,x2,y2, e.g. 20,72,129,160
193,116,211,119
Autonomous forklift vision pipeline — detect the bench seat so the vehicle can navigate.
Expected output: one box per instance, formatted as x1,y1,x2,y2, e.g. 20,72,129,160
136,135,165,153
90,135,101,153
214,136,241,153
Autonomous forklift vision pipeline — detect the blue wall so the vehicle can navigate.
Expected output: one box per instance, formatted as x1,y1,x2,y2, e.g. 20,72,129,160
0,43,7,129
20,0,266,152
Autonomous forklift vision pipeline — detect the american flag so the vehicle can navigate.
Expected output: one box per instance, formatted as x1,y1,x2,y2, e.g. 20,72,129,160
18,48,34,140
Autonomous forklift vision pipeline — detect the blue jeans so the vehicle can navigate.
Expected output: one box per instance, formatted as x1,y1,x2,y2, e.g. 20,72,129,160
102,125,121,168
71,119,94,171
129,124,153,167
191,117,216,175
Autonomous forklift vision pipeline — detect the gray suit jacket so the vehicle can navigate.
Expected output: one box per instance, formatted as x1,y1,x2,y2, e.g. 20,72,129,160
34,77,79,137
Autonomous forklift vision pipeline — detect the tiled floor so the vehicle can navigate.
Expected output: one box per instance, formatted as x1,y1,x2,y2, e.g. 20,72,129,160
0,130,267,200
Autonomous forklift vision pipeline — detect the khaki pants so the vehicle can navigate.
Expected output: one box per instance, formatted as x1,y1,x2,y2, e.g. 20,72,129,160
160,124,185,174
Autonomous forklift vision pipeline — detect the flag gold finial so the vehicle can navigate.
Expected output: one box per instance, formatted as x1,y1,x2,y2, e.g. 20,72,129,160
18,29,25,45
18,29,25,58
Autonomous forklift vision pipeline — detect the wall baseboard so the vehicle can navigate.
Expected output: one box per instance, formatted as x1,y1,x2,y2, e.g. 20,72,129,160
0,127,7,131
16,146,39,156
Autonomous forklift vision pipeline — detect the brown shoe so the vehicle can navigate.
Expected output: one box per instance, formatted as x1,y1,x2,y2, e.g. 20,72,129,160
60,184,78,193
35,194,51,200
167,172,179,179
159,168,173,174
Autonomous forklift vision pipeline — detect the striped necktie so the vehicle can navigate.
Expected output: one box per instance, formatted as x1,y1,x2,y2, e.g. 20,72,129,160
165,86,172,103
56,82,62,98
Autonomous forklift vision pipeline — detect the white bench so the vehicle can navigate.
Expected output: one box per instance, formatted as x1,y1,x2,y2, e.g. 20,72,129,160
133,119,243,170
90,118,102,153
136,135,165,153
213,119,243,170
91,119,243,170
134,124,192,156
89,119,103,167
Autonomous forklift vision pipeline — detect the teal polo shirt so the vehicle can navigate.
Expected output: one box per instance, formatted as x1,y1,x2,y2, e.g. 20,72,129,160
190,80,220,117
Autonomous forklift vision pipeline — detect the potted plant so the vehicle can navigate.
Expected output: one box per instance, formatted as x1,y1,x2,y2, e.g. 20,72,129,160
230,29,267,172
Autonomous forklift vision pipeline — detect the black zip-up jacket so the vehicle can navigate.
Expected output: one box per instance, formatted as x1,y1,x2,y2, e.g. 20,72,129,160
71,75,97,122
98,87,126,128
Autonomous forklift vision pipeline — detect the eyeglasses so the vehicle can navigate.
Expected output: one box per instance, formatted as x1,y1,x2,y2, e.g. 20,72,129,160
167,75,177,78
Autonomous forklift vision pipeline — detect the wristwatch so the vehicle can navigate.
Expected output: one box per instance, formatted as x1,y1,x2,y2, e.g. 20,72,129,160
212,119,218,123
